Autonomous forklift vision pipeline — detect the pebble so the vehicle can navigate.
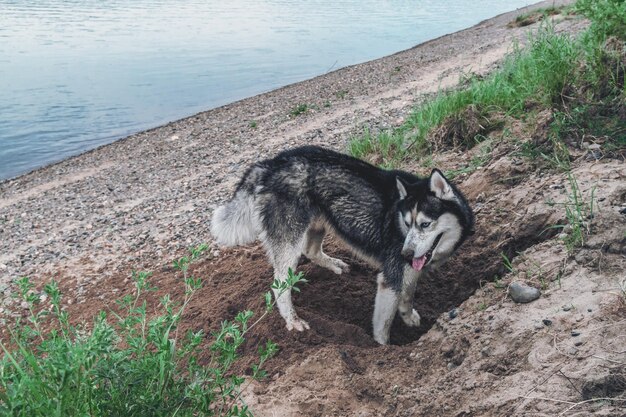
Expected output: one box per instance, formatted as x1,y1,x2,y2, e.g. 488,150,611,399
542,319,552,326
448,308,458,319
562,304,573,312
481,346,492,357
571,330,581,337
508,282,541,303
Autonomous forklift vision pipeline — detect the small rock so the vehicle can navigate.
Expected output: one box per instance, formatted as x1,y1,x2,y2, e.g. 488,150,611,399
587,308,593,312
571,330,581,337
447,362,457,370
20,301,29,310
481,346,492,357
575,341,583,347
534,322,544,330
562,304,573,312
509,282,541,303
567,347,578,356
0,263,7,271
448,308,458,319
441,342,455,357
587,143,601,150
542,319,552,326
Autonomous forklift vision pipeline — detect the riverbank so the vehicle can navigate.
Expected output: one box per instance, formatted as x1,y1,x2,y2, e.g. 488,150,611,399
4,1,626,415
0,0,579,290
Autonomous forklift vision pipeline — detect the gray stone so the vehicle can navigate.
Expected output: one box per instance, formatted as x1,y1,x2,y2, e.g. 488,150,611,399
509,282,541,303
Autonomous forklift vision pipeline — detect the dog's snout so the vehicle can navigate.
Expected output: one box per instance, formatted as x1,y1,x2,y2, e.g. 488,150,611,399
401,248,414,261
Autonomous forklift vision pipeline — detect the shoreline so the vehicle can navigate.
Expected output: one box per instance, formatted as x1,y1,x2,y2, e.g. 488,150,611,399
0,0,578,292
2,0,552,185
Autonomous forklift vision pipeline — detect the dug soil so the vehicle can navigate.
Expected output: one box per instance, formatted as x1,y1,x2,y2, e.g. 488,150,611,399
2,1,625,415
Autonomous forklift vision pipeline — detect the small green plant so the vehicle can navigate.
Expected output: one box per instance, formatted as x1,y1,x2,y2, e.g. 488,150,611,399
290,104,309,117
501,252,515,274
0,245,307,416
493,276,507,289
249,120,257,129
335,90,348,99
547,173,596,252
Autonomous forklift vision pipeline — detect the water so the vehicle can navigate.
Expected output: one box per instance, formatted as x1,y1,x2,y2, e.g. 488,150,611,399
0,0,532,180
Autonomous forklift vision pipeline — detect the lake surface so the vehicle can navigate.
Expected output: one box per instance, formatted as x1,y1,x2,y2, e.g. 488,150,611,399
0,0,532,180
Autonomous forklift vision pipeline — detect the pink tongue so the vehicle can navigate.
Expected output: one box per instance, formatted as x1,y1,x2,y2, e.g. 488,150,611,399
411,256,426,271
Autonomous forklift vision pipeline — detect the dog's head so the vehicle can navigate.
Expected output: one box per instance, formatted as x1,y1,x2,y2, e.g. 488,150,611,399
396,169,473,271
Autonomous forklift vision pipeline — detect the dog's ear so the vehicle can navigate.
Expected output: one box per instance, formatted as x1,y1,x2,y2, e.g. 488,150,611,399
429,169,456,201
396,176,408,200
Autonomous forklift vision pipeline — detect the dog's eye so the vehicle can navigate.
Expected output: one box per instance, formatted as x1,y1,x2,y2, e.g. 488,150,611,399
420,222,431,229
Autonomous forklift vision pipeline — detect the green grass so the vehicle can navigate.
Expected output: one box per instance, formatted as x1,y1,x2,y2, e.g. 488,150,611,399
290,103,309,117
0,245,307,417
550,173,597,252
350,0,625,167
349,25,579,164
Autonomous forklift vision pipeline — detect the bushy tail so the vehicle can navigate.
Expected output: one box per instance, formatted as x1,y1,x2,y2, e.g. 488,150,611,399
211,190,259,246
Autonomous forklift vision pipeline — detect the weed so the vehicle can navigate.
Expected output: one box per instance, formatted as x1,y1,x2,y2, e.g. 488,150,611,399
501,252,515,274
493,276,507,289
549,172,597,252
290,104,309,117
335,90,348,99
249,120,257,129
477,302,488,311
0,245,306,416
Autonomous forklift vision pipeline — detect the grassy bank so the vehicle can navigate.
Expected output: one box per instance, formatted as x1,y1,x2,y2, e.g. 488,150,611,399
349,0,625,169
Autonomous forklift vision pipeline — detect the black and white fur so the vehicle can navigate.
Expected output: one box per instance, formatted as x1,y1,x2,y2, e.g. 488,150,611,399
211,146,474,344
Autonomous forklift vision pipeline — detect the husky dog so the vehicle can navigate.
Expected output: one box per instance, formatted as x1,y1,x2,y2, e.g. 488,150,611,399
211,146,474,344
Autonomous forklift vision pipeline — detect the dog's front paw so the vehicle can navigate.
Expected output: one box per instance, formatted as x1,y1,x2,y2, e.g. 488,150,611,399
285,316,310,332
400,309,421,327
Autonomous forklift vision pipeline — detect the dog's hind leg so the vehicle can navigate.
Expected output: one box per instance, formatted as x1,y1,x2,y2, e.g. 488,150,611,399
269,238,311,332
372,272,400,345
398,267,421,327
261,194,312,332
303,224,349,275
